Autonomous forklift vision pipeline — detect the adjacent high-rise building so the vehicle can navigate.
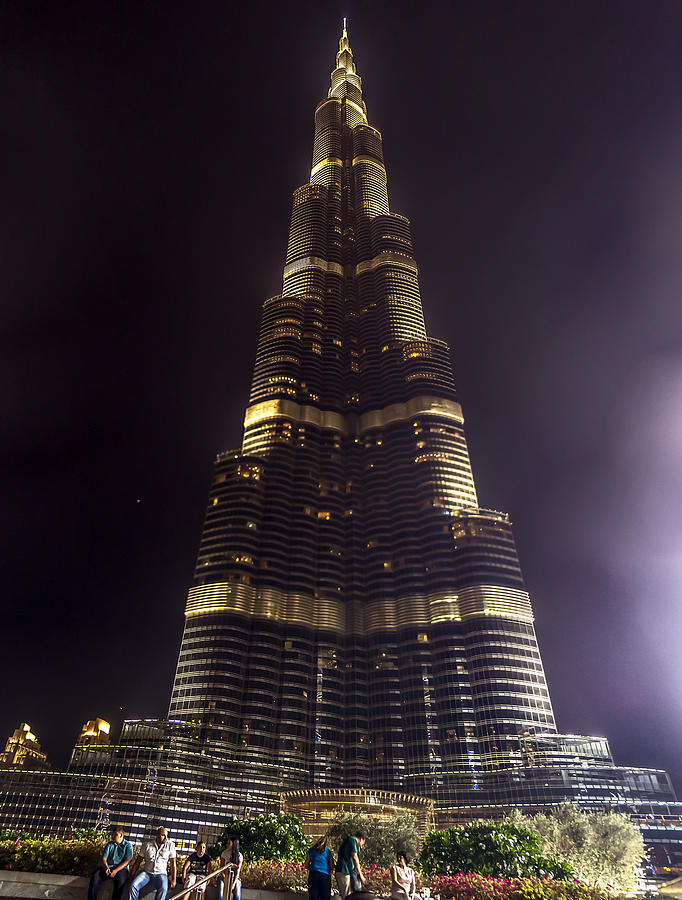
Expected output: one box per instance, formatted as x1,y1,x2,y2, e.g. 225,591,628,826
0,724,49,770
0,25,679,869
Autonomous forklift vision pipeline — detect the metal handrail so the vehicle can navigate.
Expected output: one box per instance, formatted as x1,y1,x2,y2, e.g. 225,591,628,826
172,862,236,900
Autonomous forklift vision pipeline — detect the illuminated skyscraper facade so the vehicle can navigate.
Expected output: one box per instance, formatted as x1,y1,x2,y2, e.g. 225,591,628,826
0,26,679,863
167,26,589,815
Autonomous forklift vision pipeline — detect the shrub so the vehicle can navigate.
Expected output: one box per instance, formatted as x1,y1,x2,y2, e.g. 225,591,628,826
0,835,104,876
211,813,309,863
0,830,32,842
508,877,624,900
238,860,404,894
0,845,627,900
507,802,645,892
362,863,400,895
421,873,622,900
417,822,572,880
240,859,307,892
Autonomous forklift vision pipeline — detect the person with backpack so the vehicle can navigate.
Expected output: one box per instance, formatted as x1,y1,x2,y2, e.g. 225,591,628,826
334,832,366,898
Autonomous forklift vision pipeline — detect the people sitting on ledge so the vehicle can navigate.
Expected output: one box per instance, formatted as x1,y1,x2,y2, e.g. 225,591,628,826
390,851,416,900
128,826,177,900
87,826,133,900
181,840,213,895
216,836,243,900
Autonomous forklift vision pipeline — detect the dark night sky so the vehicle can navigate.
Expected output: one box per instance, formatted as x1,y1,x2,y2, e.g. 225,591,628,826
2,1,681,793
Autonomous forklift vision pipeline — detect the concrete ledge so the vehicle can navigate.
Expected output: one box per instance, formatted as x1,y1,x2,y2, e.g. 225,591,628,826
659,877,682,898
0,871,93,900
0,874,301,900
243,893,302,900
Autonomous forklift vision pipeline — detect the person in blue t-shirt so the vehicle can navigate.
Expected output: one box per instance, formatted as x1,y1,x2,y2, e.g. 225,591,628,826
305,836,334,900
88,827,133,900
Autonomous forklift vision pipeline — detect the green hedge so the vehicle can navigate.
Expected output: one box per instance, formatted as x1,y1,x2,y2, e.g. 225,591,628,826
418,823,572,880
211,813,309,863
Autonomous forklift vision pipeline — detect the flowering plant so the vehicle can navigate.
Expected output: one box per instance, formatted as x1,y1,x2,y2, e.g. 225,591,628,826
421,872,623,900
236,860,622,900
240,859,308,892
0,834,104,876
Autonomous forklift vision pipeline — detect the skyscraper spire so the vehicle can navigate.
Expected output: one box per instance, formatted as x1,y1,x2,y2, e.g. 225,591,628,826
339,17,350,52
328,18,366,119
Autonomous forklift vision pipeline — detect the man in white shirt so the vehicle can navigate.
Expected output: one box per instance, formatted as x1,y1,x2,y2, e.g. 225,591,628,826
128,826,177,900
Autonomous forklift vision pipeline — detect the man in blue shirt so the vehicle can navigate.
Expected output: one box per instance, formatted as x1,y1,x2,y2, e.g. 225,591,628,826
88,827,134,900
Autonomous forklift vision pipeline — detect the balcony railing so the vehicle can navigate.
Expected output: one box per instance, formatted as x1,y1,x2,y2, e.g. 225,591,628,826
172,862,236,900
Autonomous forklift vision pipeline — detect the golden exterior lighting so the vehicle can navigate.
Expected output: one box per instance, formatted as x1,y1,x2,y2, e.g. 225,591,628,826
184,577,532,634
280,788,435,837
77,718,112,746
243,395,464,437
167,21,558,821
0,723,49,769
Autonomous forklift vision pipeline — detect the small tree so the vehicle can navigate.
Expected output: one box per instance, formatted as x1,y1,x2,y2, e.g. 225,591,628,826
509,802,644,892
588,811,644,891
211,813,308,862
326,810,421,867
417,822,572,879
